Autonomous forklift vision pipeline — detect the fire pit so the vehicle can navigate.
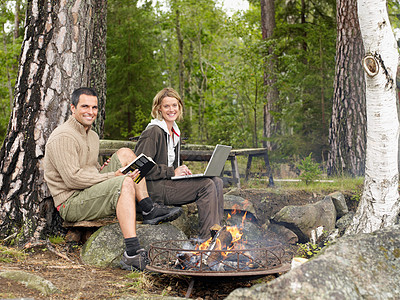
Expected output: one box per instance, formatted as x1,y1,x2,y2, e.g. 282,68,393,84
147,238,290,277
147,224,291,298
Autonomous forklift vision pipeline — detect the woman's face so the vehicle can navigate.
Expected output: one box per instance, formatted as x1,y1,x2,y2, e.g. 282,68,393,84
159,96,181,125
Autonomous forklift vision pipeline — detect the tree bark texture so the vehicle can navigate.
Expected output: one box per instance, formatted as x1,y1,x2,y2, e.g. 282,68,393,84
327,0,366,176
346,0,399,234
0,0,107,243
261,0,279,152
175,9,185,101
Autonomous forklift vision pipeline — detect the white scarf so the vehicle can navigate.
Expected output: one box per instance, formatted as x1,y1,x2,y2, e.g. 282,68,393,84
146,119,180,167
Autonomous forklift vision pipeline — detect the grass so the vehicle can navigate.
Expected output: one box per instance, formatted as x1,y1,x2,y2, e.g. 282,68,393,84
122,271,154,295
186,154,364,196
244,176,364,193
0,244,26,263
48,235,65,244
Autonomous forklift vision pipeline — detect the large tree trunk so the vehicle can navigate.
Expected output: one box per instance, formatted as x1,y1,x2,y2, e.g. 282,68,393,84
346,0,399,234
175,8,185,101
0,0,107,244
261,0,279,152
327,0,366,176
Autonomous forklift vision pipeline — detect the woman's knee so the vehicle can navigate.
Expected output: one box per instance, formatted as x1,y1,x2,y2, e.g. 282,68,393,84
212,177,223,189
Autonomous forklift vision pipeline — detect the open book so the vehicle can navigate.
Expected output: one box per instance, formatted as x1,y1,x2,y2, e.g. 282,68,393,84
121,153,156,183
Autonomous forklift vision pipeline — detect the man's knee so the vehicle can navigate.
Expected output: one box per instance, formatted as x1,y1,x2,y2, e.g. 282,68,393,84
116,148,136,165
121,176,135,193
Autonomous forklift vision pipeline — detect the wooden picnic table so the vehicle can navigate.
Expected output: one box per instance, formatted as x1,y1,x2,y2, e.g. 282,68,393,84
99,140,274,188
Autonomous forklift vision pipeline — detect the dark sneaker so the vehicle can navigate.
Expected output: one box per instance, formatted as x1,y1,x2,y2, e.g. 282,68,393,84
120,249,148,271
142,204,183,225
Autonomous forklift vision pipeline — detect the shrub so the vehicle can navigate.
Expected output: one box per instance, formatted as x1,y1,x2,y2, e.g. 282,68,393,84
297,153,322,185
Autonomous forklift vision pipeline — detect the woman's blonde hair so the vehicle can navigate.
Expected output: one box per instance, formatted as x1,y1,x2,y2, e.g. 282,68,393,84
151,87,184,121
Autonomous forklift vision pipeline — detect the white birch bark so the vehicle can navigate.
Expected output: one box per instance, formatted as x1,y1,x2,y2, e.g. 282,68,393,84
346,0,400,234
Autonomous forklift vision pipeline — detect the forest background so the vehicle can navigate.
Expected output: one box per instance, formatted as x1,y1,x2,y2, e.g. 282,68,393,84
1,0,399,172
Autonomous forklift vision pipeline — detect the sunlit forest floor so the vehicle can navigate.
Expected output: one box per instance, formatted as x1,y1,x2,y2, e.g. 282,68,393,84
0,184,361,299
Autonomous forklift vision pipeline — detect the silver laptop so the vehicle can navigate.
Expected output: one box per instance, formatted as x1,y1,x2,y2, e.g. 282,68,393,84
171,144,232,180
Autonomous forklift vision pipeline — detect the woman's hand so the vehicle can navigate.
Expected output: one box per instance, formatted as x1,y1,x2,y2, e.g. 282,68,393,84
174,165,192,176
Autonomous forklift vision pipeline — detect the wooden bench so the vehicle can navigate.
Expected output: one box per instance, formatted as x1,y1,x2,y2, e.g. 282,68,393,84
99,140,274,188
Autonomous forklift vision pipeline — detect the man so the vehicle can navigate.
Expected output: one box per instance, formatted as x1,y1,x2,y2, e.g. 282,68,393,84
44,87,182,271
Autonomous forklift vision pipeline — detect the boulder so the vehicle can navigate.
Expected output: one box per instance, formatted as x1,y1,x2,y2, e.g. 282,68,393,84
225,212,264,241
226,225,400,299
266,223,298,245
336,212,355,236
223,194,257,217
81,223,187,268
272,196,336,242
170,203,199,238
328,191,349,218
0,270,60,296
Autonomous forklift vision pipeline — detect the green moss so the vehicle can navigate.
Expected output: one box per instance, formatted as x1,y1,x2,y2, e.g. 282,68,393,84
357,255,367,264
393,248,400,258
379,246,389,260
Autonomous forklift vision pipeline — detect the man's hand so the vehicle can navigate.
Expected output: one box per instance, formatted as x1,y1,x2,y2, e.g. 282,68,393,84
100,158,111,171
115,168,140,181
174,165,192,176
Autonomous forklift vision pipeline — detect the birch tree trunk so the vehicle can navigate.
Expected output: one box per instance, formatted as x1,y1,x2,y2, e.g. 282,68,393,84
346,0,400,234
0,0,107,244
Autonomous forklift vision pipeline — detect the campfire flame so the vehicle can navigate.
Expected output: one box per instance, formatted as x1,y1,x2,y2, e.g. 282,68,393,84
195,224,246,256
166,203,286,273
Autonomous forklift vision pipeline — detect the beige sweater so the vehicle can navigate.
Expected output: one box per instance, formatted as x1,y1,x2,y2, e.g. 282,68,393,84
44,116,115,207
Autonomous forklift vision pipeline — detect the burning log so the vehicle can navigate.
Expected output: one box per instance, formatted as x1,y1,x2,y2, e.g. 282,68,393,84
203,225,234,271
209,224,233,249
173,224,268,272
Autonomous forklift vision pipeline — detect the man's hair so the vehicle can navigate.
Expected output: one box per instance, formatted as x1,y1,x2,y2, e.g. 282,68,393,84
71,87,97,106
151,87,183,121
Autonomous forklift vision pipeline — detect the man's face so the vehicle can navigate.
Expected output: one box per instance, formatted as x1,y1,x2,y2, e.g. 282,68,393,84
71,94,98,129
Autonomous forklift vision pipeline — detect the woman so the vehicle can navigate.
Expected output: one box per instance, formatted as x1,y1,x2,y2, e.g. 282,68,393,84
134,87,224,239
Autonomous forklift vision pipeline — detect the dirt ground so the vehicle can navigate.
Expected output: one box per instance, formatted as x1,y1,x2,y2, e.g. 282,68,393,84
0,188,356,299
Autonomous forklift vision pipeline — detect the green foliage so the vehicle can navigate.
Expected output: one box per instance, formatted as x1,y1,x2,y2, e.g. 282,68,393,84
296,242,322,259
351,185,363,202
388,0,400,29
297,153,322,185
0,1,25,145
0,245,26,263
48,235,65,244
105,0,165,139
271,0,336,161
122,271,153,294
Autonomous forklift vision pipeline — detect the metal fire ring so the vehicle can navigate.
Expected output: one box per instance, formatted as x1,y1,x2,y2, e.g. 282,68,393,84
146,239,291,277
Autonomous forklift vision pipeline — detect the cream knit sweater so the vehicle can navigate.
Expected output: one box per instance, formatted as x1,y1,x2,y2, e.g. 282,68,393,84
44,116,115,207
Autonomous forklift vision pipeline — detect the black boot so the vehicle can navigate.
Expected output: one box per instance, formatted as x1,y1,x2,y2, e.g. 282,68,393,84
139,198,183,225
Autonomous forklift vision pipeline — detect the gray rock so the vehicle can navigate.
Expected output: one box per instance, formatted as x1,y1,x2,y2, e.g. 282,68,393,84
224,194,257,216
226,225,400,299
136,223,188,251
119,296,184,299
170,203,199,238
0,270,60,295
272,196,336,242
81,222,125,268
336,212,355,236
81,222,188,268
329,191,349,218
225,213,264,241
266,223,298,245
